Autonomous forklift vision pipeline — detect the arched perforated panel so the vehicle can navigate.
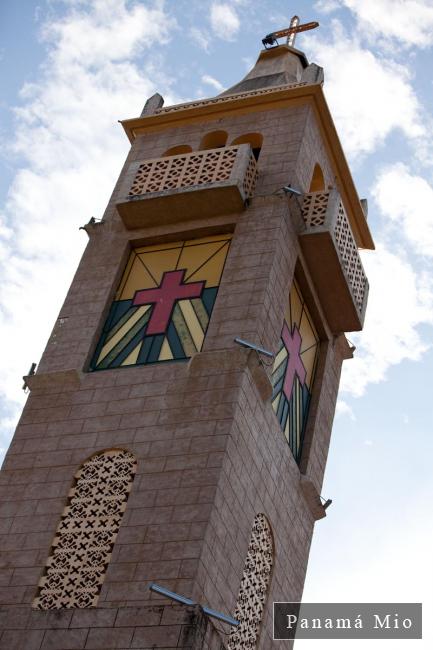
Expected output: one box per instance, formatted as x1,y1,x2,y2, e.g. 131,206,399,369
227,513,274,649
33,449,136,609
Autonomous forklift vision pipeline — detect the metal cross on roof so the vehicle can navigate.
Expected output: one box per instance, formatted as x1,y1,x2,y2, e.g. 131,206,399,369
262,15,319,49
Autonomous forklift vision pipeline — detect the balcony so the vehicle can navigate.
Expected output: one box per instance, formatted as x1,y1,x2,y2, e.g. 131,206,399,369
299,190,368,332
116,144,258,229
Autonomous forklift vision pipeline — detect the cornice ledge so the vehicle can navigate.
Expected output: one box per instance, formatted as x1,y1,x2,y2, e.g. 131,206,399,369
23,368,82,393
188,347,250,376
299,475,327,521
120,81,320,142
188,347,272,402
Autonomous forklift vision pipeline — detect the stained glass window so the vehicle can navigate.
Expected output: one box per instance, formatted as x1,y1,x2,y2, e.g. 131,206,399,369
271,280,320,462
90,234,231,370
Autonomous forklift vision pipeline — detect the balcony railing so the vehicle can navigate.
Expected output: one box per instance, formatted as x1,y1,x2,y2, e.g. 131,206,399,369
116,144,258,229
299,190,368,332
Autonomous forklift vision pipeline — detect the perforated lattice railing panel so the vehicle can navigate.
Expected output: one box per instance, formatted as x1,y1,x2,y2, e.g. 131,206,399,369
227,514,274,650
33,450,136,609
301,191,328,227
128,147,239,197
243,153,259,198
301,191,367,313
334,202,366,312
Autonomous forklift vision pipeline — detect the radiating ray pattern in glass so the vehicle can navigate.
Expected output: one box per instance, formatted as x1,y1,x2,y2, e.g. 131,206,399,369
271,280,320,462
90,234,231,370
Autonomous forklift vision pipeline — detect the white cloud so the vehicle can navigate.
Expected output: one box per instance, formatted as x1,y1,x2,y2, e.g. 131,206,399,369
340,244,433,397
309,24,424,158
190,26,211,52
0,1,178,440
373,163,433,258
341,0,433,49
336,400,356,420
315,0,341,12
41,0,174,67
201,73,224,92
210,3,240,40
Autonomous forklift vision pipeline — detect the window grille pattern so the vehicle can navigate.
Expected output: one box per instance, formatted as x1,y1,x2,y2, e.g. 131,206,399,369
33,450,136,610
271,280,320,462
129,147,238,197
154,82,309,115
90,235,231,370
227,514,273,650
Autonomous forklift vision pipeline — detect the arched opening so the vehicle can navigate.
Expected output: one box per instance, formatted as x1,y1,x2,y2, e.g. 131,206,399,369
162,144,192,157
309,163,325,192
231,133,263,161
199,130,228,150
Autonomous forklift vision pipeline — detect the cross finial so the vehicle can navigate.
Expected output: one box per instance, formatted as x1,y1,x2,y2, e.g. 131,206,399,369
287,15,300,47
262,16,319,49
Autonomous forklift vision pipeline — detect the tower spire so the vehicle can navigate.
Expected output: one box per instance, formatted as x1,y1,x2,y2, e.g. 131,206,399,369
0,25,374,650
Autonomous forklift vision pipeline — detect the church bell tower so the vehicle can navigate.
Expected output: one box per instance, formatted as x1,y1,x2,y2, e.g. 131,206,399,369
0,24,374,650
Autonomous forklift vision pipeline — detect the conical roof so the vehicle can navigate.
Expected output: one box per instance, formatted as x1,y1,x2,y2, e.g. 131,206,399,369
220,44,310,96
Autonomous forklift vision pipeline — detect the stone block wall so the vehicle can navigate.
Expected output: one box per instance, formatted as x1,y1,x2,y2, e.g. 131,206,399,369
0,604,226,649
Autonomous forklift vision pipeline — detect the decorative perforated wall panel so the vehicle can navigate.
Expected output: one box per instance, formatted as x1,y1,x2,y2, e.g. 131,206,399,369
33,450,136,609
227,514,274,650
128,146,255,198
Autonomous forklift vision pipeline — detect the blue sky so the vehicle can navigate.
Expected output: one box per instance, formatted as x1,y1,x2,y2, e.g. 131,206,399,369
1,1,432,646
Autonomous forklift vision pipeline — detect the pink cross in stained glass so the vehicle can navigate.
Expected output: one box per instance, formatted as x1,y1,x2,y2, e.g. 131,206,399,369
132,269,204,335
281,323,307,401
